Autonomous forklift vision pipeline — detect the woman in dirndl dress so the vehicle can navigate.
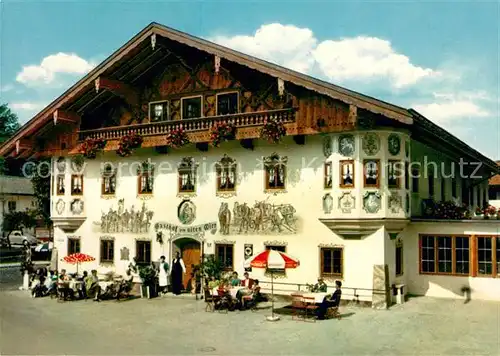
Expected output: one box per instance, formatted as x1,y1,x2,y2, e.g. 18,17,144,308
158,255,169,295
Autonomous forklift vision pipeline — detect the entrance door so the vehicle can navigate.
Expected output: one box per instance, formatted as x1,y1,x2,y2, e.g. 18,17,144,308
181,242,201,289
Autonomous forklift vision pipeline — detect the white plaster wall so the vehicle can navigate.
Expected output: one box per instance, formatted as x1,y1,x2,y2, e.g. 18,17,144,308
403,221,500,301
51,131,409,299
0,194,36,235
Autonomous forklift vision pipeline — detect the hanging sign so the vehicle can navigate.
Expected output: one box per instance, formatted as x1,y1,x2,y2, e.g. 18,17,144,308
154,222,217,235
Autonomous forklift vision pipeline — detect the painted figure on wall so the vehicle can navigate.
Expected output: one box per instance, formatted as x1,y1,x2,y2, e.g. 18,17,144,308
96,199,154,233
218,199,297,235
218,202,232,235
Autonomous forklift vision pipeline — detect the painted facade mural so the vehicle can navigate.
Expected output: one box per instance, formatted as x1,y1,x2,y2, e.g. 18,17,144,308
389,192,402,213
388,134,401,156
178,200,196,225
363,192,382,213
218,200,298,235
322,193,333,214
362,133,380,156
71,199,84,215
338,192,355,213
94,199,154,233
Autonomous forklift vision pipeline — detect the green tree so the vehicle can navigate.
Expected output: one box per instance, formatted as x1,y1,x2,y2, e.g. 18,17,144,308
30,158,52,228
0,104,20,142
0,104,21,174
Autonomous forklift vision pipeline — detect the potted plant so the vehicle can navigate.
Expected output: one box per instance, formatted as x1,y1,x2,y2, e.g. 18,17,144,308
197,254,223,280
117,134,143,157
260,118,287,143
81,138,107,159
210,122,236,147
484,205,497,219
138,265,157,299
473,206,484,219
166,128,190,149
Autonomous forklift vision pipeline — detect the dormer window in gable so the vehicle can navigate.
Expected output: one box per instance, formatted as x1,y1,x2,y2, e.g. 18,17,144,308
178,157,198,193
216,154,237,192
149,101,170,122
216,92,239,115
182,96,202,120
264,153,287,190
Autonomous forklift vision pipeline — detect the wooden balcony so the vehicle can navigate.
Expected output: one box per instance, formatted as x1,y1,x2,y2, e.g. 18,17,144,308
78,108,297,141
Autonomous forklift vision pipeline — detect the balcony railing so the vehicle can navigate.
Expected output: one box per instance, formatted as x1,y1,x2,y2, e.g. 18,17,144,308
78,108,296,141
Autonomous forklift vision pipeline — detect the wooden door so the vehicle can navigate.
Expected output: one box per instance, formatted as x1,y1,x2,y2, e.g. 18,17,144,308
182,242,201,289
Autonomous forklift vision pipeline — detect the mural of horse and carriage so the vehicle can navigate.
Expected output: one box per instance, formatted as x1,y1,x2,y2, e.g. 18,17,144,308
218,199,298,235
94,199,154,233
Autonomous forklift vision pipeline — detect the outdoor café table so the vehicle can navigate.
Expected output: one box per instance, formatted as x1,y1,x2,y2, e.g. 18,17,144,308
212,286,246,299
98,280,114,290
293,291,329,304
69,280,83,291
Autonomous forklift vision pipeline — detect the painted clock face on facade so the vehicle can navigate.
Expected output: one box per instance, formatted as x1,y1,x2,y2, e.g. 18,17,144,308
339,134,355,157
388,134,401,156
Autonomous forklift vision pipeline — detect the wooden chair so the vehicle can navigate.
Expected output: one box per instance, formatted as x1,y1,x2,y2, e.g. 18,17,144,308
303,297,319,322
291,294,307,321
326,306,341,320
216,288,229,313
203,286,217,312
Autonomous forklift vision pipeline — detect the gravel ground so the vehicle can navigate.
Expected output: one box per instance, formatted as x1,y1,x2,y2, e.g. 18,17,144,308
1,287,499,355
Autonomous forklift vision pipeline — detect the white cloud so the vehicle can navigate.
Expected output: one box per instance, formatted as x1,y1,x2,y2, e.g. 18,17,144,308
313,37,439,88
16,53,95,87
211,24,317,74
210,23,439,89
413,100,490,124
10,102,46,111
1,84,14,92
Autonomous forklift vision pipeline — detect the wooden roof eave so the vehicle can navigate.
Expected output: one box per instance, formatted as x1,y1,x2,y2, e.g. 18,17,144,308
0,22,415,158
409,109,499,173
150,24,413,125
0,24,157,157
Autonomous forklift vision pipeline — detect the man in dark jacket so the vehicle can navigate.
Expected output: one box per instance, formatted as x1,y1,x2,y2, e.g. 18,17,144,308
316,280,342,320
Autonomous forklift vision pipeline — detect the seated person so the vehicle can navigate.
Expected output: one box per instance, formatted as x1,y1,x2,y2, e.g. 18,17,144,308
31,276,48,298
116,269,134,300
77,271,88,299
311,277,327,293
240,272,254,289
45,270,57,295
86,269,102,301
230,272,241,287
243,280,261,308
58,269,72,300
207,276,220,289
316,280,342,320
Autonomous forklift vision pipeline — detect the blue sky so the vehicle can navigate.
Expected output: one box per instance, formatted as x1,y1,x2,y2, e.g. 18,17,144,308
1,1,498,159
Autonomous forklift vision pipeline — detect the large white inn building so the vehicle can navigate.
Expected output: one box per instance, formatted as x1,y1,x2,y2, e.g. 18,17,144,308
1,23,499,305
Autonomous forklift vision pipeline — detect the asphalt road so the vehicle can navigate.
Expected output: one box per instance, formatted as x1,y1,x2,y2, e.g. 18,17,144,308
0,266,22,291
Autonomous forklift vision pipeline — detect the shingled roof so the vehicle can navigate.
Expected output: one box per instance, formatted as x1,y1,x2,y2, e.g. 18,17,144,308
0,176,34,196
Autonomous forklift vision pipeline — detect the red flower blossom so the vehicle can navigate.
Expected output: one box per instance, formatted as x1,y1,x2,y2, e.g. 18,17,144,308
117,134,143,157
81,138,107,159
166,128,190,149
260,118,287,143
210,122,236,147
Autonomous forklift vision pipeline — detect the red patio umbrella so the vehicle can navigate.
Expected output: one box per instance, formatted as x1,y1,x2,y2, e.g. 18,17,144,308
244,249,300,321
61,253,95,273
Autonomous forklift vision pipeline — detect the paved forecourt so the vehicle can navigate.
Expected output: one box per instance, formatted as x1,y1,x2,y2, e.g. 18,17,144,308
0,290,499,355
